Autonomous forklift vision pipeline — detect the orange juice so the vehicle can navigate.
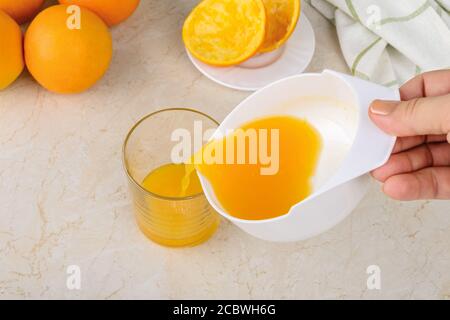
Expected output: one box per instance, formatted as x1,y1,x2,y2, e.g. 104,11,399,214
196,115,322,220
138,163,220,247
141,163,201,198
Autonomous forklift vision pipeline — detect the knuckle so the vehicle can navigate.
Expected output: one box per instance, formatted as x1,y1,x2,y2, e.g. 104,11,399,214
402,98,421,121
424,144,434,167
429,170,440,199
443,104,450,133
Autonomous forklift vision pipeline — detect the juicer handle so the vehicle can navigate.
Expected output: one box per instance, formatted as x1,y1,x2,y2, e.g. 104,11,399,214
319,70,400,191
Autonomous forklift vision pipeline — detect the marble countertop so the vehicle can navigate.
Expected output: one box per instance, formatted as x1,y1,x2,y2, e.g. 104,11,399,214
1,1,449,300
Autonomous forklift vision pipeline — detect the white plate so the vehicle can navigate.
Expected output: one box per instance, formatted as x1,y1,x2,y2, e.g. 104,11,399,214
186,14,316,91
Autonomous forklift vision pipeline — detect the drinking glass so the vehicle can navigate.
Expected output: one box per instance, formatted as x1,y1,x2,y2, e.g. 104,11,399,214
123,108,221,247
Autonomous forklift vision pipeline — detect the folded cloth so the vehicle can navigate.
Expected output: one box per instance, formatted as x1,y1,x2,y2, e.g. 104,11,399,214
306,0,450,87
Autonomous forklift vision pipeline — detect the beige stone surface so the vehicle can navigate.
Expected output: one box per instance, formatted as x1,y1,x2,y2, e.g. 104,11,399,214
1,1,449,299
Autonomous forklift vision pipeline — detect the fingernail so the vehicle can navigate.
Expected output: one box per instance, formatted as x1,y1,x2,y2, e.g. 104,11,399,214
370,100,399,116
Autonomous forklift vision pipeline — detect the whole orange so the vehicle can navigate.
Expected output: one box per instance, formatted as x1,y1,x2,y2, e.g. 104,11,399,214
0,0,44,24
25,5,113,94
0,10,24,90
58,0,140,26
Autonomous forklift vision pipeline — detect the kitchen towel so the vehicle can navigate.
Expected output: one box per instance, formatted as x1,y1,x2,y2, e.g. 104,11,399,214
306,0,450,87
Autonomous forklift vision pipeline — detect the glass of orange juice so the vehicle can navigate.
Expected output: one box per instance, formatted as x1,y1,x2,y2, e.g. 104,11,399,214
122,108,221,247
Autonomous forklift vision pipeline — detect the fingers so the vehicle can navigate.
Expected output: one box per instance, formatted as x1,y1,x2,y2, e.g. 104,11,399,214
392,134,448,153
400,70,450,100
370,70,450,137
382,167,450,200
372,142,450,182
371,70,450,201
369,94,450,137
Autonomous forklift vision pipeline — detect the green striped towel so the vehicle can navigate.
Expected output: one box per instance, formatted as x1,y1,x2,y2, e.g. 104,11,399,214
306,0,450,87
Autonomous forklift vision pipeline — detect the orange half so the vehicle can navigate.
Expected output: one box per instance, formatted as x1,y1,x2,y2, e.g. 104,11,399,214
260,0,301,53
183,0,266,67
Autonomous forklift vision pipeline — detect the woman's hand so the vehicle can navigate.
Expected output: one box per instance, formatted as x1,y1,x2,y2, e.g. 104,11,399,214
369,70,450,200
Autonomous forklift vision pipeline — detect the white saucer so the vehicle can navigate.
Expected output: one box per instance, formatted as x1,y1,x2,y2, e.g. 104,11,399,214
186,14,316,91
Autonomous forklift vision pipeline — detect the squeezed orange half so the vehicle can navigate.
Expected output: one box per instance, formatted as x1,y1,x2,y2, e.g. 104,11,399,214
196,115,322,220
182,0,266,66
259,0,301,53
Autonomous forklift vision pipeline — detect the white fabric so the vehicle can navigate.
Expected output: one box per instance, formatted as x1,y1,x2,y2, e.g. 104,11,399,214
306,0,450,87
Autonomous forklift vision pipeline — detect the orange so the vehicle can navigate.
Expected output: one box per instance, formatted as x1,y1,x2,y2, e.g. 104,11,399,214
259,0,301,53
0,0,44,24
183,0,266,67
25,5,113,94
0,10,24,90
58,0,140,26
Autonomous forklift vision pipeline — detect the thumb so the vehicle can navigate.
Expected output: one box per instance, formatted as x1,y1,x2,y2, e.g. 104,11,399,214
369,94,450,138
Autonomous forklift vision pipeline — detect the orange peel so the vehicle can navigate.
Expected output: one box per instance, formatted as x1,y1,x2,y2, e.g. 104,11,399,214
183,0,266,67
